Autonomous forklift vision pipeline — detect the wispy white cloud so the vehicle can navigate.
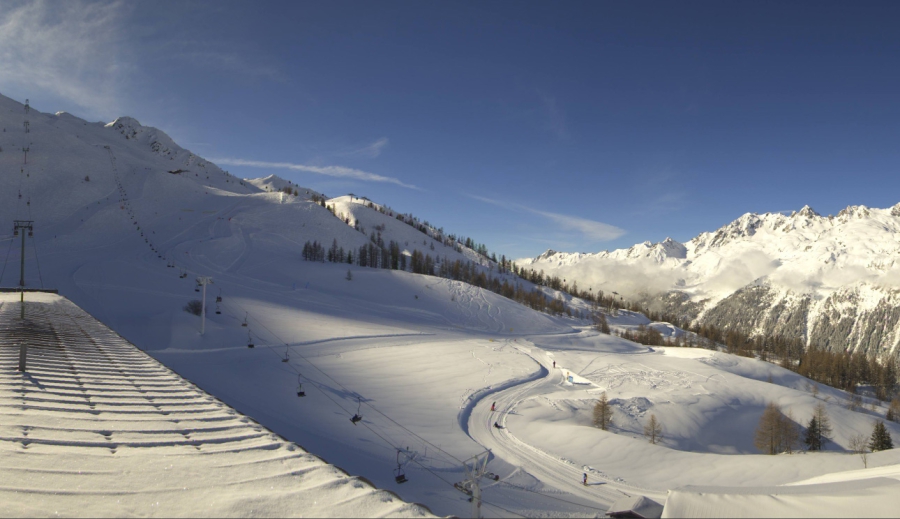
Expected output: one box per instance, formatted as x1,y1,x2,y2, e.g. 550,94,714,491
210,157,420,190
343,137,389,158
145,39,285,83
469,194,625,241
0,0,132,119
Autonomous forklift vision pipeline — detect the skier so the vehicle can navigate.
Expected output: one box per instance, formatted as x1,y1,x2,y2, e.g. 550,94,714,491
553,361,556,368
493,422,503,429
583,473,587,486
491,402,496,412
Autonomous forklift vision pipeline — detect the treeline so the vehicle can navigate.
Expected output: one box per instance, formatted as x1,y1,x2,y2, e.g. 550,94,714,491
615,300,900,401
301,238,574,317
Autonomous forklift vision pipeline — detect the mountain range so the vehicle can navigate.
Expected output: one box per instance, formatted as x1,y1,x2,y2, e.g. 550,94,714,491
520,204,900,357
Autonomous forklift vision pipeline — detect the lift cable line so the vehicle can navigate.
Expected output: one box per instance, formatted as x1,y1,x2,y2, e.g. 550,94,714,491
12,221,34,287
0,237,17,286
206,295,583,519
89,145,607,514
216,293,465,466
211,297,478,488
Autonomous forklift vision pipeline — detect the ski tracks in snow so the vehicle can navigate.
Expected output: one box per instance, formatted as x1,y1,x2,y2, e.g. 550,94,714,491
462,338,667,512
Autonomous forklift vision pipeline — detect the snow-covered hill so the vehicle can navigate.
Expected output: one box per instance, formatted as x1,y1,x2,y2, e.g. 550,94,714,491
519,205,900,357
4,91,900,517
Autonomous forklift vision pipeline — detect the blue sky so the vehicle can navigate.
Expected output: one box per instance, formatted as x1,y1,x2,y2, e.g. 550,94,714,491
2,0,899,258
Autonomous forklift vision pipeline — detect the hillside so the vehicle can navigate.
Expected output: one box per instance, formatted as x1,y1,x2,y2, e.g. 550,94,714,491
520,205,900,358
4,91,900,517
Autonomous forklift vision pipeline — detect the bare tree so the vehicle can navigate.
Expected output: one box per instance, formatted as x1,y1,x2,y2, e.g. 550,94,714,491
593,392,614,431
849,433,868,468
782,409,800,454
888,398,900,423
755,402,799,455
643,414,664,444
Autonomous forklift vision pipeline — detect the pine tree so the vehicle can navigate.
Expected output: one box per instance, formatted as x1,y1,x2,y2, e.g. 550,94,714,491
593,392,613,431
804,403,833,451
643,414,663,444
869,420,894,452
595,313,610,334
804,416,821,451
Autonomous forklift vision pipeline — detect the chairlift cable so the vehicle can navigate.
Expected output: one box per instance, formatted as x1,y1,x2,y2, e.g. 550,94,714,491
0,235,16,286
218,293,465,465
496,480,608,512
216,296,607,513
31,234,44,288
215,298,462,469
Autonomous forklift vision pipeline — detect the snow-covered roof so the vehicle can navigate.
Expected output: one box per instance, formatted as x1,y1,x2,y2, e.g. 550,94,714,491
0,292,431,518
606,495,663,518
662,478,900,518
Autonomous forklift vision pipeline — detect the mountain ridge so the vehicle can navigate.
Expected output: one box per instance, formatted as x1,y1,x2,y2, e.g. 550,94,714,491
520,202,900,357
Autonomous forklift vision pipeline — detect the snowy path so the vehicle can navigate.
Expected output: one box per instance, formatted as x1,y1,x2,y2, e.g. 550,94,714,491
0,293,431,518
465,338,667,512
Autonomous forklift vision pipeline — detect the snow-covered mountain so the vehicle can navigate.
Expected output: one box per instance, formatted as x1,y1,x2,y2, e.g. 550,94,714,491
520,204,900,357
6,92,900,518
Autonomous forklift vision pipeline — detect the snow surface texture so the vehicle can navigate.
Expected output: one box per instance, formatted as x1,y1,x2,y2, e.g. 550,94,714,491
0,293,430,518
520,205,900,357
3,92,900,517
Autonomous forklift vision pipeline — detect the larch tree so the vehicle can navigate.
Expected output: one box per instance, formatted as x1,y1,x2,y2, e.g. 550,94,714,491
755,402,784,455
593,392,614,431
594,312,611,334
643,414,664,444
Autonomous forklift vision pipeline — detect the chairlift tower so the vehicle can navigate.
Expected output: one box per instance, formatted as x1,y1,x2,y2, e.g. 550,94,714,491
196,277,212,334
22,147,29,165
455,449,493,519
13,220,34,287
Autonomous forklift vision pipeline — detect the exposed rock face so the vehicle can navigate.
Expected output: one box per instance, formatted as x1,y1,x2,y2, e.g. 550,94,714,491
524,203,900,358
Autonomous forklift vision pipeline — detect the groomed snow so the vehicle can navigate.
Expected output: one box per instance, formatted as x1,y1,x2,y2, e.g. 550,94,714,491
4,92,900,517
0,293,432,518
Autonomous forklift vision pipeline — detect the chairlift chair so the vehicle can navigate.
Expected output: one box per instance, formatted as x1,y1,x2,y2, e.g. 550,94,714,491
247,332,255,349
242,313,248,327
350,397,362,425
282,347,290,362
296,374,306,397
394,450,408,484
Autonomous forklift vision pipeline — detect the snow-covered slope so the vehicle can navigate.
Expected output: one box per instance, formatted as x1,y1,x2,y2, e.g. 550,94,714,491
5,91,900,517
520,205,900,356
0,293,430,518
